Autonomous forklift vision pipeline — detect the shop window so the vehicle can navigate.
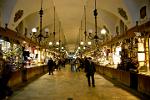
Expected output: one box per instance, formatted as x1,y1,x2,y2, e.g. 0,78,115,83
137,38,150,72
138,38,145,69
138,53,145,61
1,40,11,52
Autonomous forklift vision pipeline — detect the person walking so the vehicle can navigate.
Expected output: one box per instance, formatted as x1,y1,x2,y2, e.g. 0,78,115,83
84,57,96,87
47,58,54,75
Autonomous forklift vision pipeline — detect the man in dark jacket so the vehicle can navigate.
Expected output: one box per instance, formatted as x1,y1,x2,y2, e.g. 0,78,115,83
84,57,96,87
47,58,54,75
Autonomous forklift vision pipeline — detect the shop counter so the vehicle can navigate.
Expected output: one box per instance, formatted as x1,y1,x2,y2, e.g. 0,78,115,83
8,70,22,87
25,64,48,81
96,65,150,96
8,64,48,87
138,74,150,96
96,65,130,86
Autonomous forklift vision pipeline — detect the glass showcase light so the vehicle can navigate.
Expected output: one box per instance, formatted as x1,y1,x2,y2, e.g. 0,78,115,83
101,28,106,34
88,41,91,45
61,47,64,49
23,41,26,44
49,42,53,45
138,53,145,61
44,28,49,33
0,39,3,44
80,41,84,45
56,42,59,45
32,28,37,33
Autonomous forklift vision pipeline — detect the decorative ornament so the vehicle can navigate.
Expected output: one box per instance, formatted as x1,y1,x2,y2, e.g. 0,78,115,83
14,10,24,22
140,6,146,19
118,8,128,20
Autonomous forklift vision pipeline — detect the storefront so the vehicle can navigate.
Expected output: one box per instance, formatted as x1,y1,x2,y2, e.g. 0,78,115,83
96,21,150,74
0,38,23,70
137,37,150,73
112,45,121,67
0,27,53,69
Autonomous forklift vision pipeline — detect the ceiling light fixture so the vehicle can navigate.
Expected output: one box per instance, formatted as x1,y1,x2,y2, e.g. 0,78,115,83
87,0,101,47
30,0,48,44
83,5,93,49
101,28,107,34
49,6,59,48
87,41,92,45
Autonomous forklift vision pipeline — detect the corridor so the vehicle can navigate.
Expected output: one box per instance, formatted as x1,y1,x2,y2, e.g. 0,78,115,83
9,65,148,100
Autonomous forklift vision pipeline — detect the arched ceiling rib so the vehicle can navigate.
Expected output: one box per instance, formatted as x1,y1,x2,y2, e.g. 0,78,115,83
7,0,54,30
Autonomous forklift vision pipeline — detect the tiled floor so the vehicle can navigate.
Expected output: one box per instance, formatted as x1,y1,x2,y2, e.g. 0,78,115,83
9,65,149,100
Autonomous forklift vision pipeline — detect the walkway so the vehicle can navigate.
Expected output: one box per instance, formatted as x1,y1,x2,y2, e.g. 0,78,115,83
9,65,148,100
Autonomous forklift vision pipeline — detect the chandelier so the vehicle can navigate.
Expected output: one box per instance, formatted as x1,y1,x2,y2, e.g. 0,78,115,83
30,0,48,45
49,6,58,47
86,0,105,48
48,6,64,51
83,5,92,49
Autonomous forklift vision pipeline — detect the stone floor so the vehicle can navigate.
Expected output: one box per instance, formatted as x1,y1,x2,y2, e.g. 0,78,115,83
9,65,149,100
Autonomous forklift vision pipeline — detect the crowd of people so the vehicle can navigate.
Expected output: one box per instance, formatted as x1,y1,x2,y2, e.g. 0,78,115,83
0,55,97,99
70,57,96,87
47,57,66,75
47,56,96,87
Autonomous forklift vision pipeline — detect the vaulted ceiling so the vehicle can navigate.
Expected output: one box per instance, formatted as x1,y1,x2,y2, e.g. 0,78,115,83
0,0,149,52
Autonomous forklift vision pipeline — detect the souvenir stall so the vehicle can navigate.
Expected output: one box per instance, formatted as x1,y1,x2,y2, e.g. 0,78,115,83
111,44,122,68
95,21,150,96
96,47,110,66
137,37,150,73
96,44,121,68
22,42,51,67
119,33,150,73
0,37,23,70
40,49,48,64
28,46,39,65
0,27,50,87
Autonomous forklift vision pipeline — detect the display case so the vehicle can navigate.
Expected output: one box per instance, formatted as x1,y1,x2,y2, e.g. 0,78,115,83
137,37,150,73
0,38,23,70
